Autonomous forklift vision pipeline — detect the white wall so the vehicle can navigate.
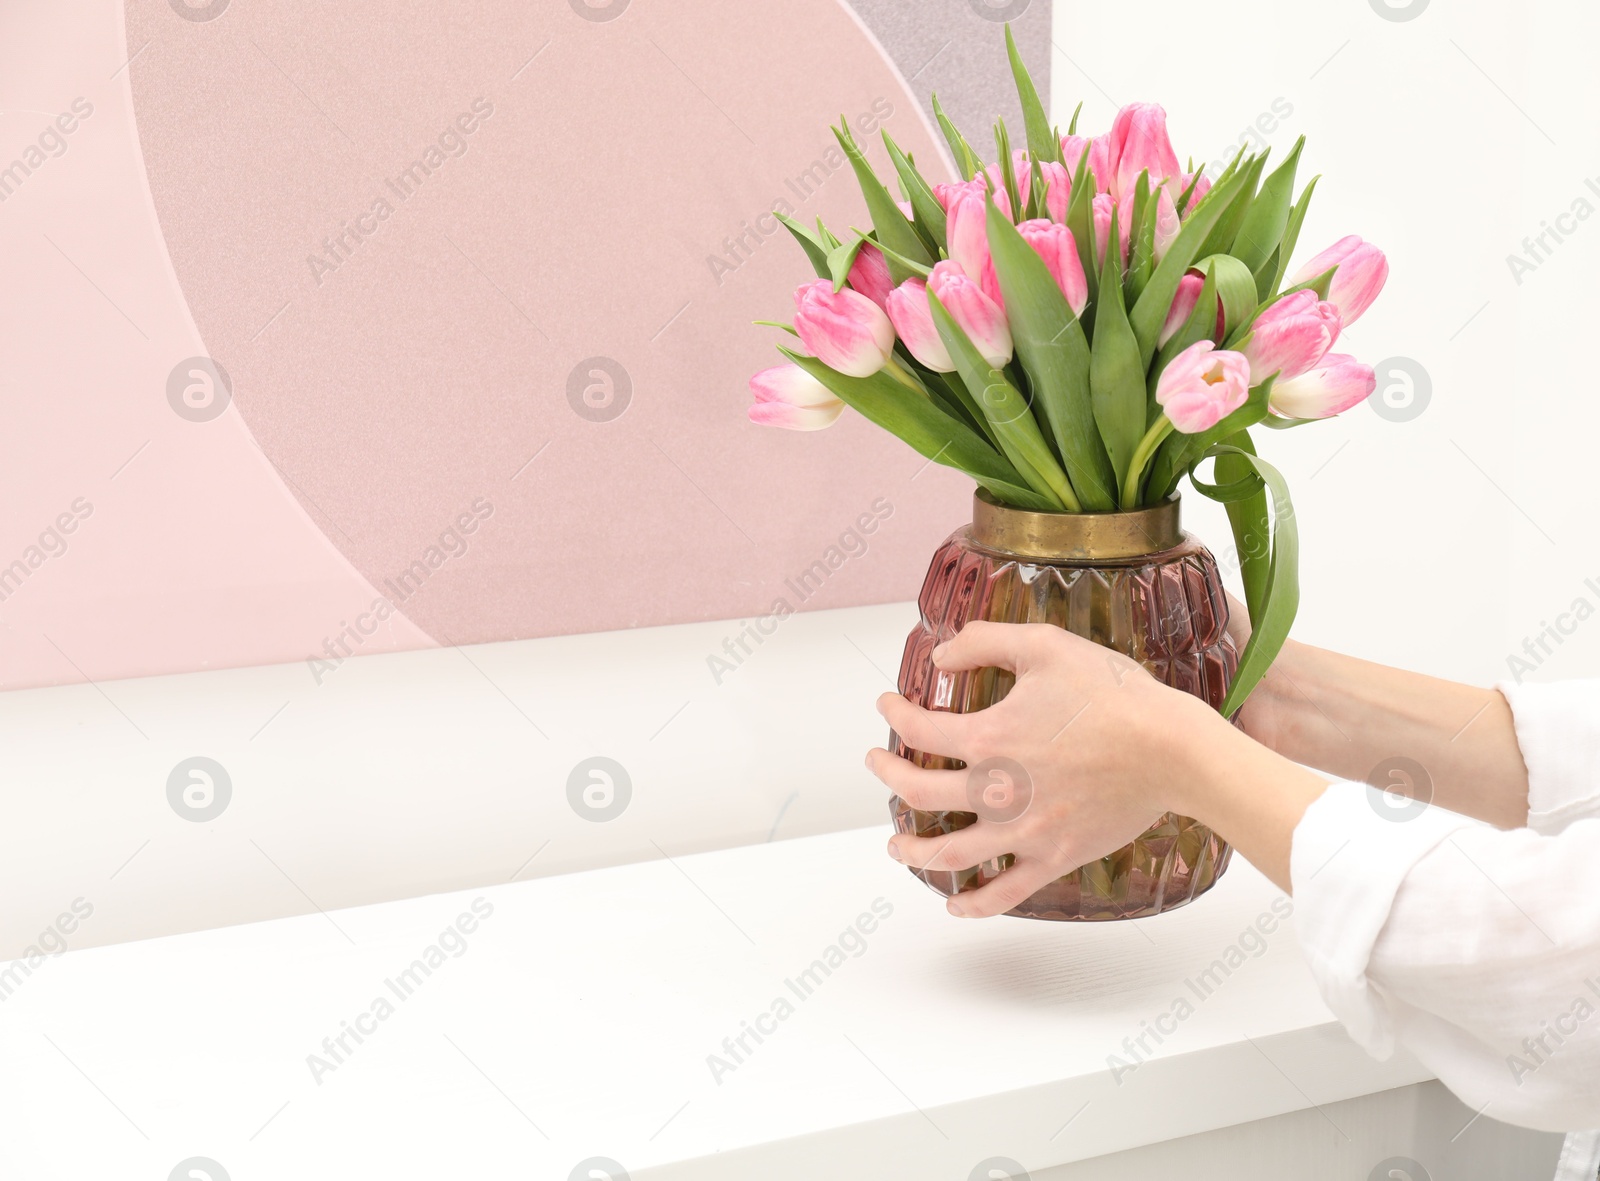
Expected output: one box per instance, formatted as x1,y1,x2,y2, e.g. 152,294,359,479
1052,0,1600,688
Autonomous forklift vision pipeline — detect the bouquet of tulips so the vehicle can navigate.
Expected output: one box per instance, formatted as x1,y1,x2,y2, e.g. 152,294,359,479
746,28,1387,713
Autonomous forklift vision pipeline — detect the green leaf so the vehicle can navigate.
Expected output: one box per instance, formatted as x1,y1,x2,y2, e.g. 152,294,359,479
751,320,799,336
1230,136,1303,277
985,200,1119,509
857,232,933,279
931,93,983,179
1025,154,1048,221
1222,264,1336,350
1173,170,1204,218
779,348,1055,510
827,235,870,292
1006,25,1061,165
1089,205,1146,489
833,121,933,283
993,120,1024,223
920,367,999,446
927,291,1078,510
1265,175,1319,301
1127,161,1257,367
1065,143,1098,320
1189,437,1298,717
1066,100,1083,136
882,131,946,253
774,211,830,278
1194,254,1259,339
1196,151,1267,261
1125,172,1156,304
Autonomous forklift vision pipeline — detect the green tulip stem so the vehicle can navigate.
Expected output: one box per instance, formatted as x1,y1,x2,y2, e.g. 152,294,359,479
1121,416,1176,509
882,354,926,395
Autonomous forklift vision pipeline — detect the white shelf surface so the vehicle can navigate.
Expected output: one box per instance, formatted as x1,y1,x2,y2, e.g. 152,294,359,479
0,824,1428,1179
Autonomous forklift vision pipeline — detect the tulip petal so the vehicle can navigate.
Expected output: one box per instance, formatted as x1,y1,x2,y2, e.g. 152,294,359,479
748,400,844,431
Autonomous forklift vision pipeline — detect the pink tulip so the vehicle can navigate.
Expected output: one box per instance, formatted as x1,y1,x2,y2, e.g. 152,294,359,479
1039,160,1071,223
945,189,991,281
933,181,967,213
928,260,1012,368
1176,171,1211,215
1160,272,1206,346
1269,353,1375,419
748,364,845,431
1241,289,1342,384
1107,103,1181,201
984,150,1029,216
980,150,1070,223
793,279,895,378
1155,340,1251,434
847,242,894,310
1060,133,1093,177
1091,194,1131,268
1017,219,1088,316
1291,236,1389,325
945,188,1006,308
1152,185,1180,263
1087,136,1113,193
884,278,955,373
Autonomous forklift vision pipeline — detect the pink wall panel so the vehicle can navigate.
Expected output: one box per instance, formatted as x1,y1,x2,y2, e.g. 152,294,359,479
0,0,1048,689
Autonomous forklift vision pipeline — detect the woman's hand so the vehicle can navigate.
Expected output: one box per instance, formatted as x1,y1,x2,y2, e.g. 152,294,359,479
865,620,1236,918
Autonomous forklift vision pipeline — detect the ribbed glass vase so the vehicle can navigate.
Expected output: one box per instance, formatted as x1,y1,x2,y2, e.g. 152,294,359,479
889,491,1239,921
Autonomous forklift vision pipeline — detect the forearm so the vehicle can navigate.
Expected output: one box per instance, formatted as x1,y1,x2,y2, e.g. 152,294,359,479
1165,703,1329,893
1243,639,1530,829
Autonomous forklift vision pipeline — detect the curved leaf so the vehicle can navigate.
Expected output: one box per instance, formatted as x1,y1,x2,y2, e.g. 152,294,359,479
778,348,1054,510
985,200,1118,508
1189,438,1299,717
927,292,1076,509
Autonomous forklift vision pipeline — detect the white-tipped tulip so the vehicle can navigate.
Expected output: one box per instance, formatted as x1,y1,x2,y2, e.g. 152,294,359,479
792,279,895,378
747,364,845,431
885,278,955,373
1269,353,1376,419
928,260,1012,368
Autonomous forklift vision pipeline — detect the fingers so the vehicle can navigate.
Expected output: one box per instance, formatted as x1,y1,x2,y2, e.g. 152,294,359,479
887,824,1011,874
945,856,1064,919
931,620,1056,675
864,749,967,812
876,693,970,761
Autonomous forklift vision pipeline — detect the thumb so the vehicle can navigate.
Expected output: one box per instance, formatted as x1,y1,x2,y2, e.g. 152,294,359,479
932,620,1054,675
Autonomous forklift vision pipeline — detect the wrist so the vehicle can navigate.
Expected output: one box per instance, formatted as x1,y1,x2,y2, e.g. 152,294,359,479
1153,687,1243,818
1232,635,1308,749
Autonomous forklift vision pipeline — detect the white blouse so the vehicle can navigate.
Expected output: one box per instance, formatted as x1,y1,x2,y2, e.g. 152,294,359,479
1289,679,1600,1180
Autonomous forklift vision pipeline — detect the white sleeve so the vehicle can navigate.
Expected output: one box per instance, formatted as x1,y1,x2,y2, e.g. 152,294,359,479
1292,765,1600,1135
1497,679,1600,833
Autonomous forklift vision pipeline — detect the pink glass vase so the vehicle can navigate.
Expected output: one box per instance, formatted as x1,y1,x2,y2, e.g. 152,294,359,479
888,491,1239,921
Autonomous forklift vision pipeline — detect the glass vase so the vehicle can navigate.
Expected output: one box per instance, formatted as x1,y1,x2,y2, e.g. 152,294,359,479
889,490,1238,921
